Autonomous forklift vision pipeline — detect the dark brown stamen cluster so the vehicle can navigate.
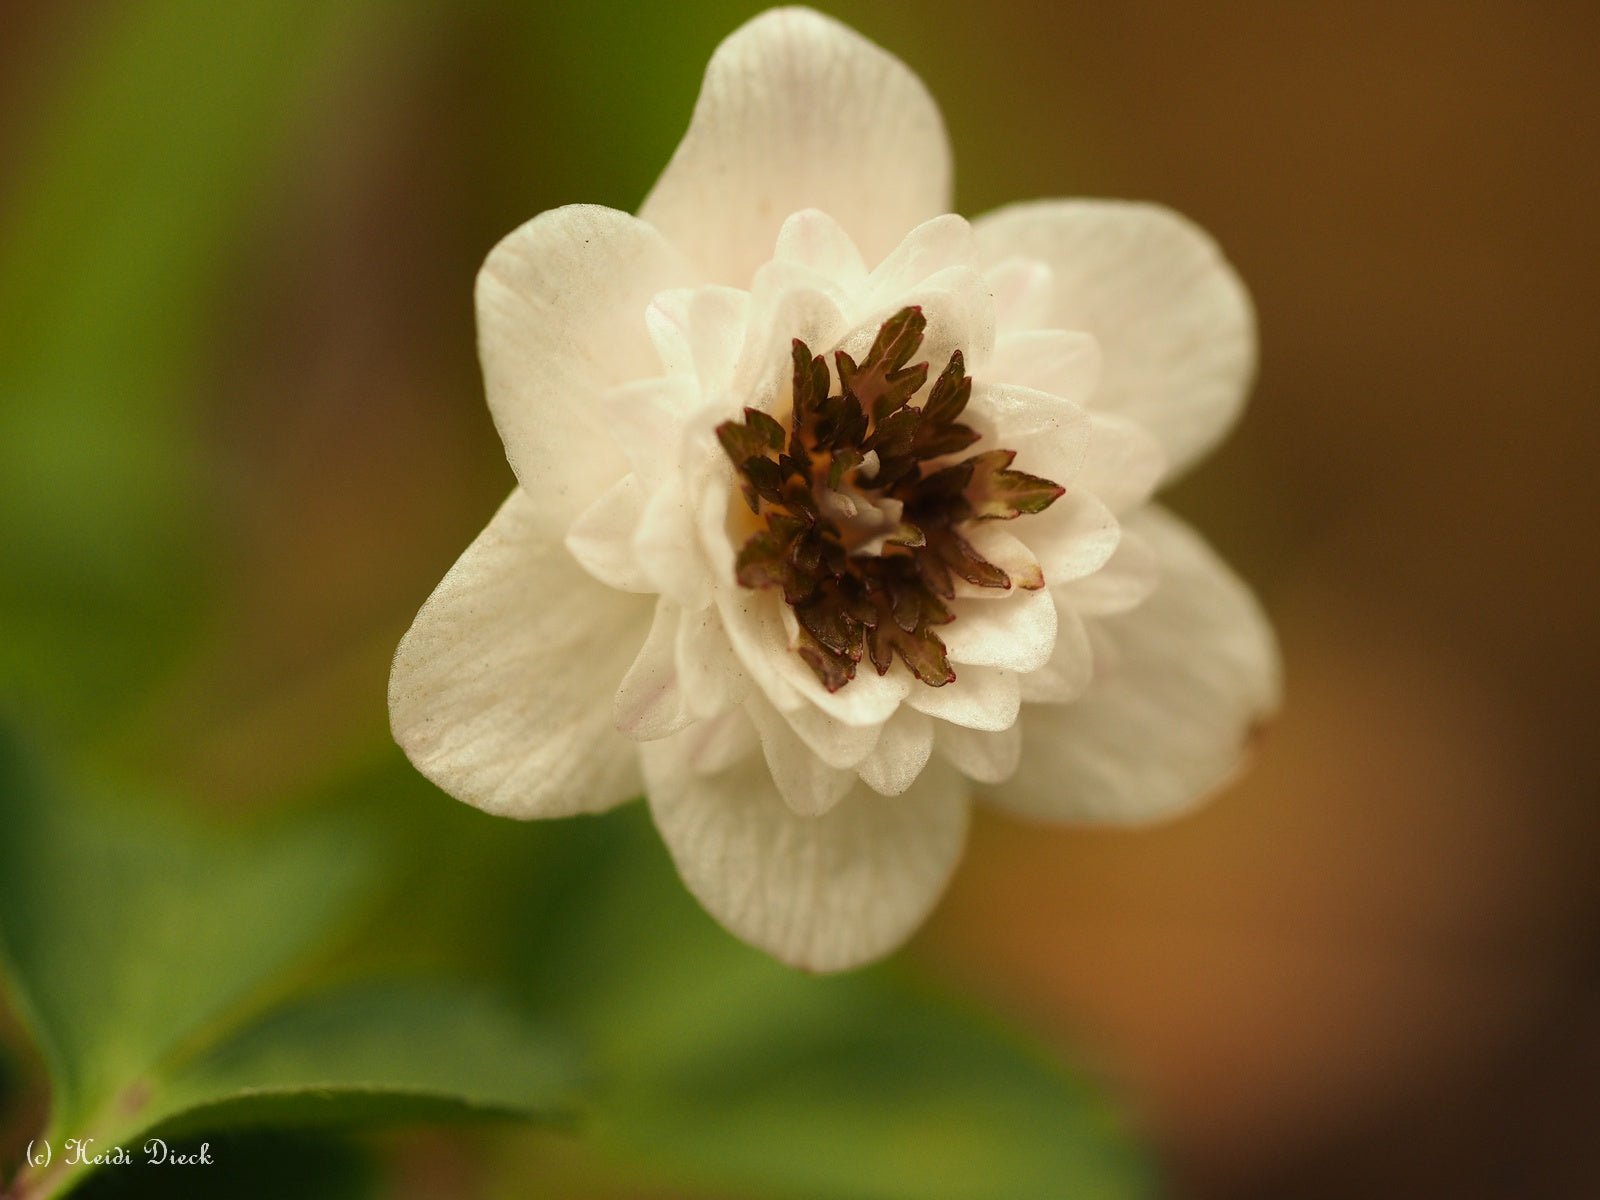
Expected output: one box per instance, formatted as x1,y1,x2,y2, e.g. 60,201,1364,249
717,306,1064,692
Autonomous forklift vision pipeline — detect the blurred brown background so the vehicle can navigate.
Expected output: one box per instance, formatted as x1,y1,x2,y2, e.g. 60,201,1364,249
5,2,1598,1196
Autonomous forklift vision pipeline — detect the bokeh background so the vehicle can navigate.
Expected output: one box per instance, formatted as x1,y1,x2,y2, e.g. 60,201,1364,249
3,1,1597,1197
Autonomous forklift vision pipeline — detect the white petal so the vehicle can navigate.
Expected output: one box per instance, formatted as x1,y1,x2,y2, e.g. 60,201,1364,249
1018,597,1093,704
478,206,691,534
675,602,750,720
598,377,697,489
906,664,1021,731
941,585,1057,672
614,599,693,741
634,476,712,608
985,256,1054,331
639,8,951,287
836,264,994,379
1061,526,1160,616
683,708,760,776
986,505,1279,825
856,214,976,312
1025,490,1120,587
749,699,858,817
645,288,695,376
986,329,1100,404
782,702,883,771
564,474,651,592
1074,413,1167,513
936,721,1022,785
774,209,868,291
390,490,649,818
643,739,970,971
974,200,1255,480
967,380,1091,455
685,285,752,396
733,279,849,416
856,707,934,796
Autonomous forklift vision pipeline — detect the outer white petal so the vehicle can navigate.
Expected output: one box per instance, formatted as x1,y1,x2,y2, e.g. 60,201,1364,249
985,504,1280,825
639,7,951,287
390,490,650,818
974,200,1255,479
477,205,691,534
643,739,970,971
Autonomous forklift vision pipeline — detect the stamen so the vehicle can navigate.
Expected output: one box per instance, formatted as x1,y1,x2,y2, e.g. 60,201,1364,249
716,306,1064,692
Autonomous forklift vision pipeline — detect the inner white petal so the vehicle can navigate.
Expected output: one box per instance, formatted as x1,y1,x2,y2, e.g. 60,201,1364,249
940,586,1057,672
750,698,858,816
613,598,693,740
773,208,869,291
856,707,934,796
565,475,652,593
906,664,1021,731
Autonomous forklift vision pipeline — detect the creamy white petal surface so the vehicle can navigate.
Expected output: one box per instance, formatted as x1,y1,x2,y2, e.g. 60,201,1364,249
478,206,693,535
974,200,1256,481
640,8,951,287
986,505,1280,825
392,7,1279,972
390,490,651,818
644,738,969,972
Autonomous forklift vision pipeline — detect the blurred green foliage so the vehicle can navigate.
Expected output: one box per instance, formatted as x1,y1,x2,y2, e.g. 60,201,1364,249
0,1,392,739
0,2,1157,1197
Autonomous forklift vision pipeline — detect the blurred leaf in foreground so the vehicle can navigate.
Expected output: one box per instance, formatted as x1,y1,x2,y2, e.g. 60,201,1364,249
0,731,581,1199
441,801,1160,1200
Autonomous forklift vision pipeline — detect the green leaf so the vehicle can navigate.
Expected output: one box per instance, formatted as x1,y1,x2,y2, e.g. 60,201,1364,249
603,982,1156,1200
0,739,386,1139
0,734,580,1199
143,980,577,1139
500,809,1159,1200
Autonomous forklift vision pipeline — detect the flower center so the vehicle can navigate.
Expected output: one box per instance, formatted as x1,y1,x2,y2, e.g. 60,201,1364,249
717,306,1064,692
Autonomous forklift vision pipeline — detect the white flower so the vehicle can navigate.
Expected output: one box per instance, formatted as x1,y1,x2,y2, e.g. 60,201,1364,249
389,7,1280,972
